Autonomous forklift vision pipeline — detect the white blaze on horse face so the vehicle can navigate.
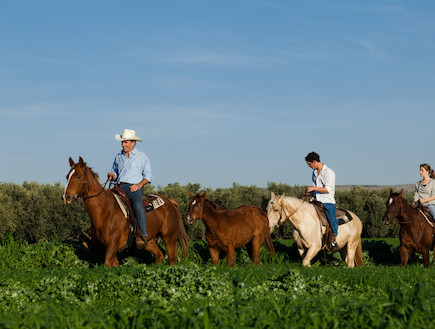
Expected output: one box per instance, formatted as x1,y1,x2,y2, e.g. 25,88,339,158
388,198,393,206
192,200,197,206
266,200,280,229
62,169,75,202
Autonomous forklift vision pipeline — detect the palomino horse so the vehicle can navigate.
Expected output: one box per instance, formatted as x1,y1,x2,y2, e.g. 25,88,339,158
383,189,435,268
63,157,189,267
187,192,275,266
266,192,364,268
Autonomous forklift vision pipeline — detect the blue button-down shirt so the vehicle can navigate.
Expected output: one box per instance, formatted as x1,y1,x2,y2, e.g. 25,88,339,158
111,148,153,184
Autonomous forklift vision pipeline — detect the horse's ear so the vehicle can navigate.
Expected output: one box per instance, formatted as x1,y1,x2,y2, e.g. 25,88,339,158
188,192,194,199
79,157,85,165
202,191,207,198
399,189,403,197
390,188,393,195
271,192,275,199
278,193,285,203
69,157,74,167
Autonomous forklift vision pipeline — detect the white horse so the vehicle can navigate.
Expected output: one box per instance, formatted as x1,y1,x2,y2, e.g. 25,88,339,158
266,192,364,268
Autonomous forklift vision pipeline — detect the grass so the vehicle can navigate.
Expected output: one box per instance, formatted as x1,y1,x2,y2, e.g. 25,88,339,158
0,236,434,328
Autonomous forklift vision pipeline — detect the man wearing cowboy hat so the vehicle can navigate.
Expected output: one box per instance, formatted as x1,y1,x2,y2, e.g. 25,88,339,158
108,129,152,249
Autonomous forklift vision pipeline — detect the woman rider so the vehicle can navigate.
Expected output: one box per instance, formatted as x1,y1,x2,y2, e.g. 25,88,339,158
413,163,435,220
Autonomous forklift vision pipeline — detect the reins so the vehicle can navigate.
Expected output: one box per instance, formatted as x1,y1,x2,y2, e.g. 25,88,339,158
77,166,110,201
278,198,305,223
395,198,434,226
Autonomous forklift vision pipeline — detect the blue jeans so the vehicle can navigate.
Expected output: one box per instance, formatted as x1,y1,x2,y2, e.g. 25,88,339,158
323,203,338,236
118,184,147,237
426,204,435,220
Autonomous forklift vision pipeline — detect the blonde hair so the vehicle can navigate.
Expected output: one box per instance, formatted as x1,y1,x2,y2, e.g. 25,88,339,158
420,163,435,179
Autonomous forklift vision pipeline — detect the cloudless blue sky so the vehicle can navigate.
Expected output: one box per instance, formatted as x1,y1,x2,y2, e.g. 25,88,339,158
1,0,434,189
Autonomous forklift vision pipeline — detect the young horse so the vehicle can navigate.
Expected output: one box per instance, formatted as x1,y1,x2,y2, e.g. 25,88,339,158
187,192,275,266
383,189,435,268
266,192,364,268
63,157,189,267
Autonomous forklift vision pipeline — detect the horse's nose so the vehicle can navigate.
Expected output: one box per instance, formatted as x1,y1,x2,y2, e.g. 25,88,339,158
62,193,71,204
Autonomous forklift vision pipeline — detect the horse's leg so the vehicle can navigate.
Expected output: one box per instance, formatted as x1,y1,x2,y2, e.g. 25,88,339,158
251,236,262,265
162,235,178,266
146,239,164,264
400,245,409,267
104,244,119,267
293,231,305,257
345,242,357,268
226,247,236,267
302,245,320,267
422,248,430,268
208,247,219,265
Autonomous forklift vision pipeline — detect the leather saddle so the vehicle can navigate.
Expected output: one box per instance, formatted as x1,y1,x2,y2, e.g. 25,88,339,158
110,186,164,248
311,199,353,227
417,205,435,223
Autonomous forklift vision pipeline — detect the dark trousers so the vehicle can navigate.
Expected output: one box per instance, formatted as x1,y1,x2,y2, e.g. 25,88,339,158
323,203,338,236
118,184,147,237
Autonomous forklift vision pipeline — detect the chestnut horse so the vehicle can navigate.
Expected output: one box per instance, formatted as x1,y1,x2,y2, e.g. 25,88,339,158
63,157,189,267
383,189,435,268
266,192,364,268
187,192,275,266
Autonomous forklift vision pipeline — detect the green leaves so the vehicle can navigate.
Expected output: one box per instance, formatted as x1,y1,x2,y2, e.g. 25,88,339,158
1,237,434,328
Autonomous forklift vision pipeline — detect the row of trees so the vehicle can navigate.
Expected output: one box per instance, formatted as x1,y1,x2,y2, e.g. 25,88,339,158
0,181,406,242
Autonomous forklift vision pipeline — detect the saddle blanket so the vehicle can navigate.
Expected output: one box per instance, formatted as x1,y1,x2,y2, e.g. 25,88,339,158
313,202,353,227
143,194,165,213
113,193,165,219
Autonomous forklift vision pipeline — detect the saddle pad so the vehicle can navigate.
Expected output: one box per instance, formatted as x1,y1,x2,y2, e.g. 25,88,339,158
113,193,129,218
314,205,353,227
143,194,165,213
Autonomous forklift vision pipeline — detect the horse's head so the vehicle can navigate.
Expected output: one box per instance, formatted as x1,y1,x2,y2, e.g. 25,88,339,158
266,192,287,231
383,189,403,224
62,157,88,205
187,191,207,224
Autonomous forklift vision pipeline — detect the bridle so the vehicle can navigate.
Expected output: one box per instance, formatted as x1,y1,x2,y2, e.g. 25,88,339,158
390,196,415,225
271,197,305,225
71,165,109,201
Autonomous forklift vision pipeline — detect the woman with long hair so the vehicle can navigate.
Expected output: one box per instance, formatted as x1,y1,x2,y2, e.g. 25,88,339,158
413,163,435,219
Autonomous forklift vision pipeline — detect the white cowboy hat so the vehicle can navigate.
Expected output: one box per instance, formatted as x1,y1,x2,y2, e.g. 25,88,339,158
115,129,142,142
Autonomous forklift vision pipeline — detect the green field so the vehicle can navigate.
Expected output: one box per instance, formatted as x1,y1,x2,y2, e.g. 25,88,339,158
1,237,434,329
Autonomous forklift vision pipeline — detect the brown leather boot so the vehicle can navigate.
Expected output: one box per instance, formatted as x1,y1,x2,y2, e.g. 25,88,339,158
136,236,147,249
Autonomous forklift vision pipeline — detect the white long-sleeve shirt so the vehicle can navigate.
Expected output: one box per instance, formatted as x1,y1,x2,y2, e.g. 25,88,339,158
312,164,336,204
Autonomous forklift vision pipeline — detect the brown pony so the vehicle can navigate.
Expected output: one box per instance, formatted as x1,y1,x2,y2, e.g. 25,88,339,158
63,157,189,267
187,192,275,266
383,189,435,268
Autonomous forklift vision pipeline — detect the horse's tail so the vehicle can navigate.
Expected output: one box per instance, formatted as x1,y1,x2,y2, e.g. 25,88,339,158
354,237,364,267
170,199,190,260
264,231,276,255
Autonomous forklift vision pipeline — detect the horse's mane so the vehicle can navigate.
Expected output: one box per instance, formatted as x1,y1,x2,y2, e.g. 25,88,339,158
82,163,100,183
204,198,227,210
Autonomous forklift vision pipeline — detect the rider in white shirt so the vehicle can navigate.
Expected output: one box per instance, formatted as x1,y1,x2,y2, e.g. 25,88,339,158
305,151,339,251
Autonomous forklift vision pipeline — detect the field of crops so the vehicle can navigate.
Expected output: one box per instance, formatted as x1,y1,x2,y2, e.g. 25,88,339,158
1,236,434,328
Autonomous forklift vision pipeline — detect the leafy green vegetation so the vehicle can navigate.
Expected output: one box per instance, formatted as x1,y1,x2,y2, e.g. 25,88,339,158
0,237,434,328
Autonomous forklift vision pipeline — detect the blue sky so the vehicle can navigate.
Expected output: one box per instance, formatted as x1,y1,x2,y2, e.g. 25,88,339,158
1,0,434,189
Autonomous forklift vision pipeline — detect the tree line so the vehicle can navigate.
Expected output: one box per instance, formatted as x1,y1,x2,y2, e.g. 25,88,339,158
0,181,407,242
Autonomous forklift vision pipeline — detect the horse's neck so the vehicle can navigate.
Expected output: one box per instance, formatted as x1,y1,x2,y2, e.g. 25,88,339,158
83,179,112,223
283,198,307,225
201,201,221,231
398,199,422,225
398,199,417,221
